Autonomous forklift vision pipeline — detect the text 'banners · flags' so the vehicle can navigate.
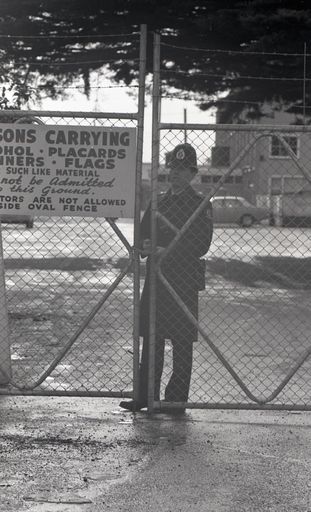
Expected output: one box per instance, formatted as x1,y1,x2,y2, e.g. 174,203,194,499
0,124,137,218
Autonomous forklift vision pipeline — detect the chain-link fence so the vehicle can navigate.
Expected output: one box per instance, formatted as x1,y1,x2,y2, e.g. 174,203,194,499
2,29,311,410
146,124,311,411
2,116,311,408
0,111,141,397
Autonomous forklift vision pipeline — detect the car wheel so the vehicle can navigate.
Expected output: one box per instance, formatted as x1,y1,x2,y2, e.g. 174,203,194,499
240,214,254,227
26,220,34,229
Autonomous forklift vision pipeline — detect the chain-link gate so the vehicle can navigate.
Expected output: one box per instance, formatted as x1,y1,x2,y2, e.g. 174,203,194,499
143,32,311,412
146,123,311,412
0,111,143,397
0,26,147,397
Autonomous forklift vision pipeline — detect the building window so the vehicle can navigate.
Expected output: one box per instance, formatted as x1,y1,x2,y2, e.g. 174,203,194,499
212,175,222,183
224,175,234,183
270,135,299,158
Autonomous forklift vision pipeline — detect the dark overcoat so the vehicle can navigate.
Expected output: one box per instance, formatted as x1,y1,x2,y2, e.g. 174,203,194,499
139,186,213,342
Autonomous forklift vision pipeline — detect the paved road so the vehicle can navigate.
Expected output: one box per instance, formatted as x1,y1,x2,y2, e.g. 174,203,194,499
2,221,311,511
1,395,311,512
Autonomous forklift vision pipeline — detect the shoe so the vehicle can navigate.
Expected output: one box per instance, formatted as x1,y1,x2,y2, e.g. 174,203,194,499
119,400,147,412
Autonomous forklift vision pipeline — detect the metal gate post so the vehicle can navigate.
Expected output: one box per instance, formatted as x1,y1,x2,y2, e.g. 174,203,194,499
133,24,147,403
147,31,161,413
0,223,11,385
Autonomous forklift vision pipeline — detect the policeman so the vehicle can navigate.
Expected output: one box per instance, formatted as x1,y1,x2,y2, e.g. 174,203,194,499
120,143,213,413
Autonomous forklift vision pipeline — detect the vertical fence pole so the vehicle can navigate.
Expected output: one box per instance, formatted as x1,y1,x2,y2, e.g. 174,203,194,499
184,108,188,143
147,31,161,413
303,42,307,125
0,223,11,385
133,24,147,402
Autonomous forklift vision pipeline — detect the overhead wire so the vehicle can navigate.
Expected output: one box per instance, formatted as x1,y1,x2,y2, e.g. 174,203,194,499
161,39,311,86
36,83,139,90
160,38,311,111
1,30,309,109
0,33,138,39
161,68,310,82
13,58,140,67
162,92,311,110
3,32,305,81
161,41,311,58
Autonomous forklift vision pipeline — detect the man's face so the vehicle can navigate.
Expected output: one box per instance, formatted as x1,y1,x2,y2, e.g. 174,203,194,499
169,166,194,190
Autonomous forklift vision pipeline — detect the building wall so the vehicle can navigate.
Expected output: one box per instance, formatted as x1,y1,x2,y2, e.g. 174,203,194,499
212,107,311,201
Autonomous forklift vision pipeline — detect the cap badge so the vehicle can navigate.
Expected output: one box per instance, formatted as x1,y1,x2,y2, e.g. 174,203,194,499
176,149,185,160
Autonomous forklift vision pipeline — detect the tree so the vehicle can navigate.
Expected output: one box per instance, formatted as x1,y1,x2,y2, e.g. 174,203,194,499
0,0,311,121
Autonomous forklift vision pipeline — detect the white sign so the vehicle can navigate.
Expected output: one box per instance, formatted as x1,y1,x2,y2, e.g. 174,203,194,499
0,124,137,218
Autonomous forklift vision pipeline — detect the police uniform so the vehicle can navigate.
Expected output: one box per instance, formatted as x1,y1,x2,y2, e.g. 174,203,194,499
120,143,213,411
138,184,213,404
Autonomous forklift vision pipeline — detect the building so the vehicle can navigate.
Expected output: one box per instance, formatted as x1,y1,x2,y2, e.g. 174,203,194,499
209,105,311,224
142,106,311,223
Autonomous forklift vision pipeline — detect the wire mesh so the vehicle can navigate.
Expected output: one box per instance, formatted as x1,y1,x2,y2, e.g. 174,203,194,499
148,125,311,410
0,113,136,396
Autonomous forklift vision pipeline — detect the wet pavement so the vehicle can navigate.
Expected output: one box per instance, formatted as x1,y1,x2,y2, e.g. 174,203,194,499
1,396,311,511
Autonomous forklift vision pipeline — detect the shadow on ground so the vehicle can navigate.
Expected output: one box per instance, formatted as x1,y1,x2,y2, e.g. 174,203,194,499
4,256,138,274
4,257,104,271
4,255,311,289
207,256,311,289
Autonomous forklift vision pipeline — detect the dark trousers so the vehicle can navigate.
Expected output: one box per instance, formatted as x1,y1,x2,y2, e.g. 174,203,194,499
138,335,193,404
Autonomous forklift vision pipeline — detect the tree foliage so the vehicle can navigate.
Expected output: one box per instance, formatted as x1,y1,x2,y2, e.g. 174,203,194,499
0,0,311,121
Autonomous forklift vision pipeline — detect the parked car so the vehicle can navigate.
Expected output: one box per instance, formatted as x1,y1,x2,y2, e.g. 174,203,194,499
211,196,269,227
0,214,34,229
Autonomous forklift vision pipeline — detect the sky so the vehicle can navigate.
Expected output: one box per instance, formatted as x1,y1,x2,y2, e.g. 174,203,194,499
38,80,216,163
